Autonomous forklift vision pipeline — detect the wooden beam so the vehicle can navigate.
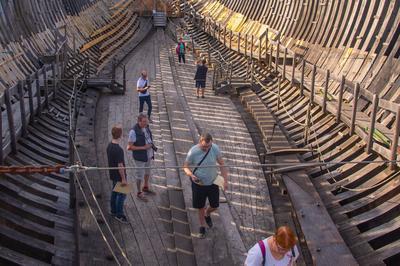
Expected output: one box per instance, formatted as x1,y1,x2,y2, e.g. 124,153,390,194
223,26,226,46
300,59,305,96
367,94,379,153
275,40,280,73
27,77,34,124
229,30,232,50
265,29,268,64
0,95,3,164
43,67,49,109
350,83,360,135
277,77,281,109
250,35,254,59
291,54,296,86
283,47,287,79
244,34,248,57
18,81,27,137
4,88,17,154
336,75,345,123
238,32,241,54
310,64,316,104
269,44,273,69
390,106,400,170
322,69,329,114
35,70,41,117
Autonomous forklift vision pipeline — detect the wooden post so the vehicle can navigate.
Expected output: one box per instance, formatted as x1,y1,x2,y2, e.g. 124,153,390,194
336,75,345,123
269,45,273,69
229,30,232,50
390,105,400,170
250,35,254,59
223,26,226,46
251,59,254,85
245,34,248,57
27,77,34,124
73,33,76,55
291,54,296,86
238,32,241,54
258,36,262,60
277,77,281,109
111,59,116,92
310,64,316,104
0,96,3,164
4,89,17,154
36,70,42,116
43,67,49,109
18,81,27,137
350,82,360,135
52,62,57,99
283,47,287,79
275,39,280,73
366,94,379,154
123,64,127,94
265,28,269,64
322,69,330,114
304,104,311,144
300,59,305,96
54,28,58,54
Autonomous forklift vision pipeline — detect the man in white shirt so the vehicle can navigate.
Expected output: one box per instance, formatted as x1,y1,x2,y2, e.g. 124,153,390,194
137,70,153,123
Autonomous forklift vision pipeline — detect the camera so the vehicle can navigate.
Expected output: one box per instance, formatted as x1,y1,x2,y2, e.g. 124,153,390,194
152,143,158,152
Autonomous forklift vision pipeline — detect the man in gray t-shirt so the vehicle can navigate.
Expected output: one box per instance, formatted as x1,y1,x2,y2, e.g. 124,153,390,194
183,132,228,238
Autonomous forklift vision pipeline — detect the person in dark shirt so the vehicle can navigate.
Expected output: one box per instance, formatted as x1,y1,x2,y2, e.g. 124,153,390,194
107,125,128,224
194,59,208,98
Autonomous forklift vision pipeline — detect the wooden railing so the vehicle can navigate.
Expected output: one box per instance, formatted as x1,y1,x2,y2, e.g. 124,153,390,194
184,5,400,170
0,41,79,164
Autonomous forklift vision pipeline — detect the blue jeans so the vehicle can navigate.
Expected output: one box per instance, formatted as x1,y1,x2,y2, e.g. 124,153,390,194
110,180,126,217
139,95,152,118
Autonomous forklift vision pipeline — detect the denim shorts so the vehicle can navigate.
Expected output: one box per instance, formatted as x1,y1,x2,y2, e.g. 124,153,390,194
195,80,206,88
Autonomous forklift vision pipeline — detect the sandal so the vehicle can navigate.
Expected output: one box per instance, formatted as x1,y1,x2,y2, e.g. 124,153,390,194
143,186,156,195
137,192,148,202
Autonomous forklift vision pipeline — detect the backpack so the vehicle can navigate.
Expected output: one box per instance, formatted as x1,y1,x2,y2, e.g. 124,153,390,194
258,240,296,265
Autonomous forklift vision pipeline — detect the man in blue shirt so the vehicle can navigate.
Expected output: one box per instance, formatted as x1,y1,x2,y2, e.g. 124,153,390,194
137,70,153,123
183,132,228,238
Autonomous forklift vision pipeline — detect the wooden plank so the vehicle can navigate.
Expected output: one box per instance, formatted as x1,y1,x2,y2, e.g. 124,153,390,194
4,88,17,154
18,81,27,137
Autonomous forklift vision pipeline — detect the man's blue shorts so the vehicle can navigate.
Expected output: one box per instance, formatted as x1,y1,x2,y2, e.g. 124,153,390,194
195,80,206,88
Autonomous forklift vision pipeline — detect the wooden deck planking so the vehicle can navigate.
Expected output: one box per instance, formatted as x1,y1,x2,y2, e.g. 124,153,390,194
174,52,275,251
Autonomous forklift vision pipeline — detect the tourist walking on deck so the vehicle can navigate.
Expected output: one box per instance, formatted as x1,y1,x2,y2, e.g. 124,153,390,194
107,125,129,224
194,59,208,98
176,37,186,64
183,132,228,238
245,226,299,266
137,70,153,123
127,113,157,202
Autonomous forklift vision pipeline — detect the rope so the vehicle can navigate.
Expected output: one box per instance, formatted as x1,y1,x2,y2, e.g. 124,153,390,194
71,138,132,265
253,75,307,127
66,63,131,265
73,171,122,265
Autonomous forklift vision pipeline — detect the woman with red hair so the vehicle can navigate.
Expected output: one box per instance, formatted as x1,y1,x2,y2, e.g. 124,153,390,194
245,226,299,266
